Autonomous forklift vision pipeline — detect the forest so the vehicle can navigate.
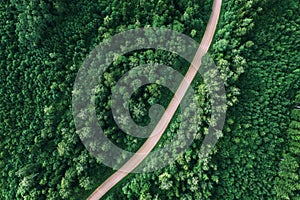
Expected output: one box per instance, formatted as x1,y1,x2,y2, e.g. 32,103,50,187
0,0,299,199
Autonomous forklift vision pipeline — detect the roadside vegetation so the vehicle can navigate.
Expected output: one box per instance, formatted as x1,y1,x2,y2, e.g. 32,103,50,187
0,0,299,199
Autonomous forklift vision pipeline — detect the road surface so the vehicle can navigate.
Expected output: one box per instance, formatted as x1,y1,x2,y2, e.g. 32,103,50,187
88,0,222,199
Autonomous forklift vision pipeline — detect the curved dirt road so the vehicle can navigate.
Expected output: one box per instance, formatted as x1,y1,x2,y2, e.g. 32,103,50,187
88,0,222,199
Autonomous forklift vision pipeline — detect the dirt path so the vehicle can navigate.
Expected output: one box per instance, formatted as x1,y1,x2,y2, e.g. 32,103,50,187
88,0,222,199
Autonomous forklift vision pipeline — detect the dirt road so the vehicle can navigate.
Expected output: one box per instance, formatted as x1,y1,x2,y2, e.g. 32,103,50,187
88,0,222,199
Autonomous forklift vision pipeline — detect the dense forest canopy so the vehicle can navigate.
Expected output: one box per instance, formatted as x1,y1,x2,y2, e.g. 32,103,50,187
0,0,299,199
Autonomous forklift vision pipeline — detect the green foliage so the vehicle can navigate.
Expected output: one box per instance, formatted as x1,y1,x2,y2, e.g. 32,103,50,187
212,0,300,199
0,0,299,199
274,92,300,199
